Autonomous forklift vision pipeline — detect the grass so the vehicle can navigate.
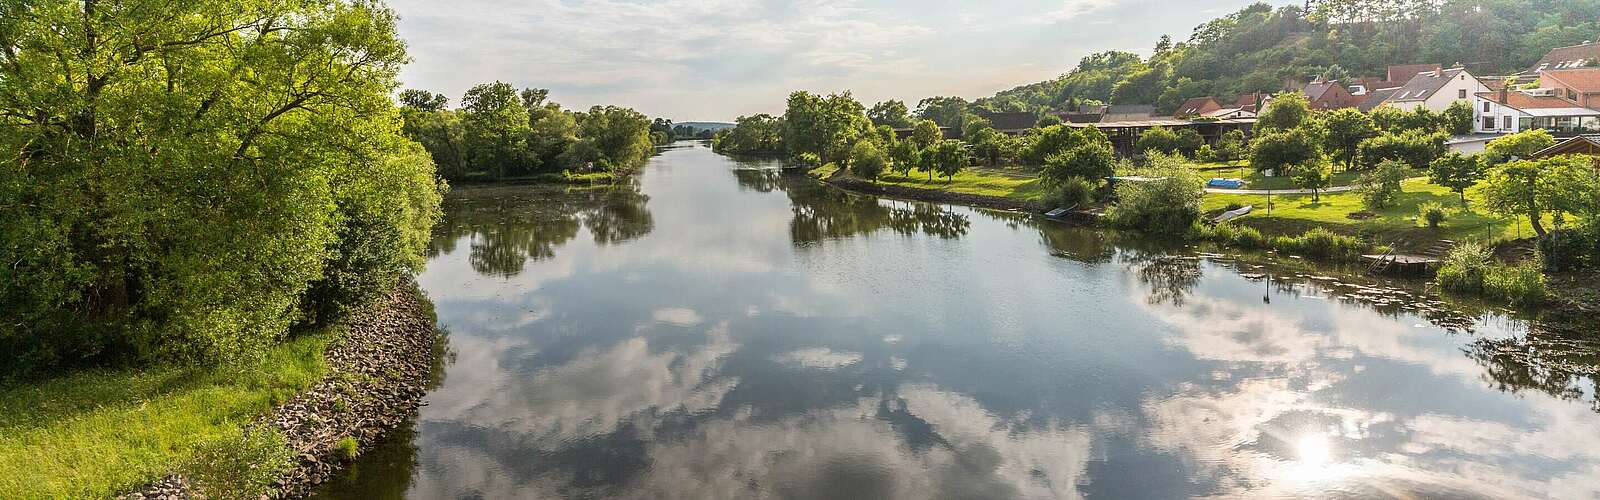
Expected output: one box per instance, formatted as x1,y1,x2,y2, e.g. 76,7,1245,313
0,330,334,499
1202,177,1555,250
1195,161,1367,190
872,167,1049,201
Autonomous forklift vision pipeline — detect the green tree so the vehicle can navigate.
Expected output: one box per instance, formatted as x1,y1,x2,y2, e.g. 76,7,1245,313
1322,108,1378,171
399,89,449,112
926,140,969,181
889,140,921,177
570,106,654,171
1257,92,1311,131
1250,128,1322,174
1357,159,1409,209
868,100,913,128
1043,144,1116,188
1024,125,1107,165
1214,129,1248,162
784,91,870,163
915,96,970,128
462,82,533,178
1293,161,1334,202
400,105,468,180
911,119,943,149
1428,153,1486,205
1477,160,1564,237
1441,100,1475,135
1485,129,1556,163
1358,130,1446,170
0,0,442,375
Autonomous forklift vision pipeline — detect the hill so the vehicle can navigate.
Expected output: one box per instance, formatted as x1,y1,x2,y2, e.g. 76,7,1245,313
970,0,1600,115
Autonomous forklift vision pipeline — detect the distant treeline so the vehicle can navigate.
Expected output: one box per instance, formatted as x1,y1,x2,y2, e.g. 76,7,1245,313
397,84,657,181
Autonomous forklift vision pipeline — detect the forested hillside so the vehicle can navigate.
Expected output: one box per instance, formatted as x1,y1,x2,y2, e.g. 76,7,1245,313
971,0,1600,115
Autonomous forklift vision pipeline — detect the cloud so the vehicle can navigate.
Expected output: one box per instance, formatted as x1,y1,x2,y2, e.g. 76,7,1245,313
1034,0,1122,24
772,347,863,370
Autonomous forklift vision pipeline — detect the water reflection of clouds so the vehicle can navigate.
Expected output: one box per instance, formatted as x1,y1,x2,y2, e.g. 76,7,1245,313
1138,286,1600,498
630,385,1095,500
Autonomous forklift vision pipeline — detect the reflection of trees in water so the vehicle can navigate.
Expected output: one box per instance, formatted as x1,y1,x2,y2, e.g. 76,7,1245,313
732,168,784,193
1467,320,1600,413
428,184,653,278
786,185,971,244
1039,225,1117,264
1126,252,1203,306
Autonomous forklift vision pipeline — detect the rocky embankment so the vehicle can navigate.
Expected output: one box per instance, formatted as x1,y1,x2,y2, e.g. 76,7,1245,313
122,280,440,499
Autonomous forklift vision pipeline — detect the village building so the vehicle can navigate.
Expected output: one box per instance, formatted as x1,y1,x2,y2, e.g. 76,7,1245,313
1173,97,1223,118
1539,68,1600,109
1382,67,1490,112
977,112,1040,135
1302,79,1363,110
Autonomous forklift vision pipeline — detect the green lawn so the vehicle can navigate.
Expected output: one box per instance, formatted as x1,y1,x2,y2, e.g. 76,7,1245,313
0,331,334,498
1195,160,1372,190
872,167,1049,201
1204,177,1551,249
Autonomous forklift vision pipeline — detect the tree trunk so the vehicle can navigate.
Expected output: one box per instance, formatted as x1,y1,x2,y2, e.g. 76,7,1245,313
1530,214,1546,237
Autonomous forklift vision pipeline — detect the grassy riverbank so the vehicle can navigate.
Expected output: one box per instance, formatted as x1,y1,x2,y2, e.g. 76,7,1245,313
0,331,334,498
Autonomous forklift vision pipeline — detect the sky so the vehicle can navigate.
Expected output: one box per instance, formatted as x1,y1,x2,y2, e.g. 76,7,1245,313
388,0,1295,122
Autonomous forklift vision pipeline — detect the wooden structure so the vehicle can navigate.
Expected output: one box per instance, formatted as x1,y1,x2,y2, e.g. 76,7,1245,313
1531,135,1600,159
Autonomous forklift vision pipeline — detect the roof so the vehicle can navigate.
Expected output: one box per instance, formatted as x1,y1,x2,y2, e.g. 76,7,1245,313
1474,91,1589,111
1388,63,1442,84
1532,135,1600,158
1233,93,1270,110
1303,81,1339,101
1174,97,1222,117
1064,118,1257,129
979,112,1038,131
1529,42,1600,74
1358,87,1400,112
1388,68,1472,102
1541,68,1600,93
1101,104,1155,122
1203,107,1254,118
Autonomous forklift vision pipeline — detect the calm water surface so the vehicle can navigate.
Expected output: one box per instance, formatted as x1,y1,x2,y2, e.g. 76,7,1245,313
316,142,1600,499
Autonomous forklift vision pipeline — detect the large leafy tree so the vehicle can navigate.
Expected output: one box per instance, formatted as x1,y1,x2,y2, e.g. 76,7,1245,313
867,100,912,128
1322,108,1378,171
461,81,533,178
1476,156,1597,237
0,0,443,374
914,96,970,128
783,91,870,163
570,105,653,171
1428,153,1486,205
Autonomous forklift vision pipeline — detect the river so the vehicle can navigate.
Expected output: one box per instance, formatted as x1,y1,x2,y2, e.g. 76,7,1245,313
313,142,1600,499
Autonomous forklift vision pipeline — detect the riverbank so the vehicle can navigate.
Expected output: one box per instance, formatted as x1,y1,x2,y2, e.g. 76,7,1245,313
0,280,440,499
811,163,1045,213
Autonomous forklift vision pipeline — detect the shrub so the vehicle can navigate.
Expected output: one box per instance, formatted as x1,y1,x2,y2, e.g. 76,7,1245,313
796,152,822,167
1271,227,1370,261
1105,153,1206,236
1539,229,1593,272
1204,223,1269,250
1042,143,1115,188
184,427,295,500
1436,242,1548,306
1358,130,1446,170
1044,176,1098,208
1195,144,1217,162
1418,202,1448,228
847,140,888,181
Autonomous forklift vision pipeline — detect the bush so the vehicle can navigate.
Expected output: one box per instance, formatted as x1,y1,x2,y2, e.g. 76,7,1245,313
1357,159,1409,210
1539,229,1593,272
1105,153,1207,236
1204,223,1270,250
1271,227,1370,261
1437,242,1548,306
1195,144,1217,162
184,427,295,500
1042,143,1115,187
847,140,888,180
1418,202,1448,228
1358,130,1446,170
1044,177,1098,208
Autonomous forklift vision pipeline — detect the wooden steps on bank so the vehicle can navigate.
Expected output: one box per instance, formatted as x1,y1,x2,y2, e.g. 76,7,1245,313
1364,239,1456,276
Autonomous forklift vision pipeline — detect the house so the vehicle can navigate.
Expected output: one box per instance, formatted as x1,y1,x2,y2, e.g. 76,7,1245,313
1302,79,1363,110
1051,104,1108,124
1382,67,1490,112
1386,63,1444,85
1102,104,1156,123
1202,108,1256,120
1473,88,1600,136
1532,135,1600,159
1358,87,1400,112
978,112,1039,135
1233,93,1272,113
1174,97,1223,118
1527,41,1600,75
1539,68,1600,109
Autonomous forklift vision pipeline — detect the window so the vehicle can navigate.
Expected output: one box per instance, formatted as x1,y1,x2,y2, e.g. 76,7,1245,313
1504,116,1514,129
1484,117,1496,130
1483,101,1492,112
1459,89,1468,99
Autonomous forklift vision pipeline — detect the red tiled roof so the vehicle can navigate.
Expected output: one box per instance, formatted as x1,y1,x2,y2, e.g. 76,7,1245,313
1475,91,1586,110
1174,97,1221,117
1541,68,1600,93
1387,64,1442,84
1530,42,1600,73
